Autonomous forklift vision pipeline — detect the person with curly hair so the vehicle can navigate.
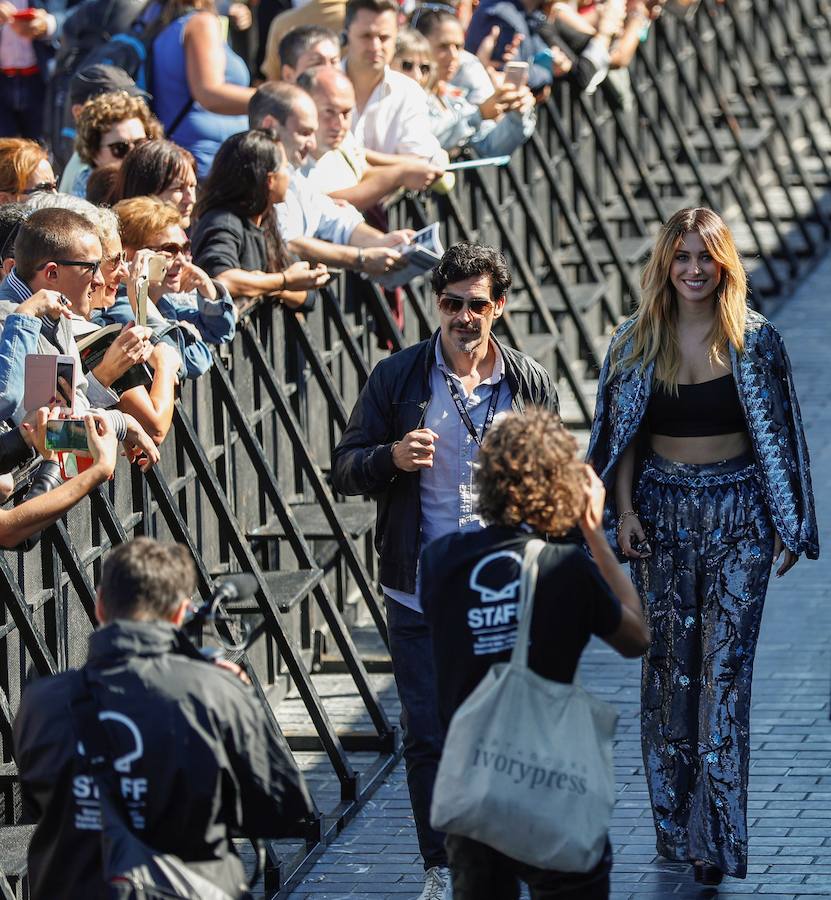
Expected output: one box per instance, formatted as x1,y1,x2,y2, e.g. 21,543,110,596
0,137,55,203
420,409,650,899
70,91,163,199
332,241,557,900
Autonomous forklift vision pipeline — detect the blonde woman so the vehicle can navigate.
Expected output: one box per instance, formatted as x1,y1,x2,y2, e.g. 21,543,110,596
587,207,818,886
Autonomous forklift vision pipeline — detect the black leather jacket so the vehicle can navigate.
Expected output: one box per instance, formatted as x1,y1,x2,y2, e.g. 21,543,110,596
331,331,558,593
14,621,313,900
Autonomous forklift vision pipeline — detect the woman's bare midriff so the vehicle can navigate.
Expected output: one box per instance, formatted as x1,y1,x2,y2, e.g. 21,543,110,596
649,431,752,465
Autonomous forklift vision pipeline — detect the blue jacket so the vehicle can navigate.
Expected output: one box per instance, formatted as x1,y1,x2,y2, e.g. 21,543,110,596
586,310,819,559
0,312,41,422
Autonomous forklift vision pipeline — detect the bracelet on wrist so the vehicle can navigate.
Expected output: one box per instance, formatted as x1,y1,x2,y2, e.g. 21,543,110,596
356,249,365,272
617,509,637,532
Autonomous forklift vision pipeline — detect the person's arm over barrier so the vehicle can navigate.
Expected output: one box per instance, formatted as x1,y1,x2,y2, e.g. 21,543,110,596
331,364,400,497
0,412,118,549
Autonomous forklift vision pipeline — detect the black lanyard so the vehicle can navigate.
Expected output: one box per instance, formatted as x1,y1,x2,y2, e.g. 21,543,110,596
442,372,502,447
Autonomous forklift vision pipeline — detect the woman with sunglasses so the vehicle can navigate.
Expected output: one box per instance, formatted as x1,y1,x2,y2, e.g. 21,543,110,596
113,140,199,229
192,130,328,308
401,17,536,158
107,196,235,380
69,204,182,447
0,138,57,204
70,90,163,199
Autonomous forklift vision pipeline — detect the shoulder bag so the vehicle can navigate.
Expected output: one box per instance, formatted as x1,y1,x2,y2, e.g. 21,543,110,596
430,539,619,873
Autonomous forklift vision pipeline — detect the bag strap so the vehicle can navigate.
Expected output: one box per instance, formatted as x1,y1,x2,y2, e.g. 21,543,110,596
509,538,546,670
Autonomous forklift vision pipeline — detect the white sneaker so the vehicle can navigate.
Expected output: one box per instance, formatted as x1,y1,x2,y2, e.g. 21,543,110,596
417,865,452,900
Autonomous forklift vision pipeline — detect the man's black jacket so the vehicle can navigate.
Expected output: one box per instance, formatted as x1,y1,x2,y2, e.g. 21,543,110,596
13,620,313,900
331,331,558,594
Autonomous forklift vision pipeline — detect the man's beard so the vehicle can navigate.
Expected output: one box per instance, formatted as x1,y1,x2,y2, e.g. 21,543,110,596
450,324,483,353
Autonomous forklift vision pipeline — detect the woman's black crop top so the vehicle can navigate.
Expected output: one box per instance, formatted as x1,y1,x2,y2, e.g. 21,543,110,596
646,373,746,437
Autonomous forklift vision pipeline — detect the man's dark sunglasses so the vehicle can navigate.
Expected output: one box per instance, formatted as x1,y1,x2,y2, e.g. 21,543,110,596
36,258,102,277
437,295,495,316
147,240,191,258
22,181,58,195
104,138,148,160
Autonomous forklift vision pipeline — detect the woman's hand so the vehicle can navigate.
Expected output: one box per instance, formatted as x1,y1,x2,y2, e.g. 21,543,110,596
617,510,649,558
92,324,153,387
125,249,154,312
281,261,330,292
21,406,61,463
773,532,798,577
84,414,118,478
178,261,217,300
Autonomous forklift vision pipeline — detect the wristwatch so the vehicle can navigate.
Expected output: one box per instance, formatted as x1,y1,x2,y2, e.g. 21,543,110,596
355,249,365,272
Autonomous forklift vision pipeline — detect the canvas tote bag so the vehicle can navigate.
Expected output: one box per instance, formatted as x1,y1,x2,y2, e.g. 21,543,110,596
430,539,619,872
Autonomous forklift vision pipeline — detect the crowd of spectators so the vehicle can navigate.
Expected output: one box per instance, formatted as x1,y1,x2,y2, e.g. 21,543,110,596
0,0,675,539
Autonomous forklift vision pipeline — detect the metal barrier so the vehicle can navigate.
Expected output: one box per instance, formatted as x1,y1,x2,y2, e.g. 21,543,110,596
1,1,831,895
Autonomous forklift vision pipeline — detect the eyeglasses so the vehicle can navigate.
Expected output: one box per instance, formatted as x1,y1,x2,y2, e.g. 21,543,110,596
103,137,147,160
36,258,102,277
22,181,58,195
104,250,127,268
147,241,191,258
437,295,495,316
400,59,433,76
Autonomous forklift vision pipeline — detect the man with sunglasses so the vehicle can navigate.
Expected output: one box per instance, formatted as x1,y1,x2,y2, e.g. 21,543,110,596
332,241,556,900
0,207,159,468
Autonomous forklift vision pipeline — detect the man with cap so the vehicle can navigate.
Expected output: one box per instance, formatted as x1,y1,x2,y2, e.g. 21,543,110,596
58,63,148,188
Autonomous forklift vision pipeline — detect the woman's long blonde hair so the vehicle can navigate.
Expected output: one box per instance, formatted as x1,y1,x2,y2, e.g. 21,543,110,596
609,207,748,390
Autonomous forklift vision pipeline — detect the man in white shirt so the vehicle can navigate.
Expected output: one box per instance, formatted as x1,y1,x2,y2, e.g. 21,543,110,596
249,81,414,276
342,0,447,165
298,65,445,209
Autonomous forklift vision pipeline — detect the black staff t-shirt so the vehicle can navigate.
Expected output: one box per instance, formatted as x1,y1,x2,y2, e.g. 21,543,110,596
421,525,623,727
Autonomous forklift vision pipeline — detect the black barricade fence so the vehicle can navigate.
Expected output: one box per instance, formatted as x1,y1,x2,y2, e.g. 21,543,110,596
2,0,831,895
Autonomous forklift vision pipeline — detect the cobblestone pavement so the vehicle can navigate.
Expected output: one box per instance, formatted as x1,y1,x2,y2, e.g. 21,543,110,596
287,257,831,899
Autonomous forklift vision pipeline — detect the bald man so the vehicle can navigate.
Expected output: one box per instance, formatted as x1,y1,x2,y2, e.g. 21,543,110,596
298,65,443,210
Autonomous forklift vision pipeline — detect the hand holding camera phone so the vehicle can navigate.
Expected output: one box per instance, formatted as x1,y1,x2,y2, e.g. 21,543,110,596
45,419,89,453
503,61,529,88
24,354,76,413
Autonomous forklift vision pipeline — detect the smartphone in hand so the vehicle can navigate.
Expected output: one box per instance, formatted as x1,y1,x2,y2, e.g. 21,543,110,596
45,419,89,453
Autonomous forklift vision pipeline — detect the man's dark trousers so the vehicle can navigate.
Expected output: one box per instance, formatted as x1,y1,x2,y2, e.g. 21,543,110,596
385,595,447,869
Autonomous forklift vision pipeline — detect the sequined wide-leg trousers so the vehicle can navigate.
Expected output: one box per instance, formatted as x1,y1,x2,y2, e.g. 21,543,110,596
631,451,774,879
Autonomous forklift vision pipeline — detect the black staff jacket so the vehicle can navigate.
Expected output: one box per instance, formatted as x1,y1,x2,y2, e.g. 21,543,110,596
13,620,313,900
331,330,558,595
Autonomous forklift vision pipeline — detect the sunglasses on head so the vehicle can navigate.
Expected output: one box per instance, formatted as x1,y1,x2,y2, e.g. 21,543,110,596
22,181,58,195
410,1,457,27
147,241,191,258
400,59,433,76
437,295,495,316
104,137,147,160
36,258,102,277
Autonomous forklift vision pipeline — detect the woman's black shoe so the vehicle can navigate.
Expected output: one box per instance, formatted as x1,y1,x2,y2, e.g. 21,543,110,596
693,862,724,886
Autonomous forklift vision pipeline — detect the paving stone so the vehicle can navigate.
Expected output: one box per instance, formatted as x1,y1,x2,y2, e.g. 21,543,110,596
288,254,831,898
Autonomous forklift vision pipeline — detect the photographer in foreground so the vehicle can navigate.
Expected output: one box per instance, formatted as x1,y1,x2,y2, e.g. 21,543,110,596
421,410,650,899
14,537,313,899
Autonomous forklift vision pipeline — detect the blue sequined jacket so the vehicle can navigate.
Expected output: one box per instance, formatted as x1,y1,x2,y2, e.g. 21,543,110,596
587,309,819,559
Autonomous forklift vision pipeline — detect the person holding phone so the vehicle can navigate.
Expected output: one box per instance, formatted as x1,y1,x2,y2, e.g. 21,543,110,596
404,15,536,158
587,208,818,886
0,408,118,549
0,0,62,140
